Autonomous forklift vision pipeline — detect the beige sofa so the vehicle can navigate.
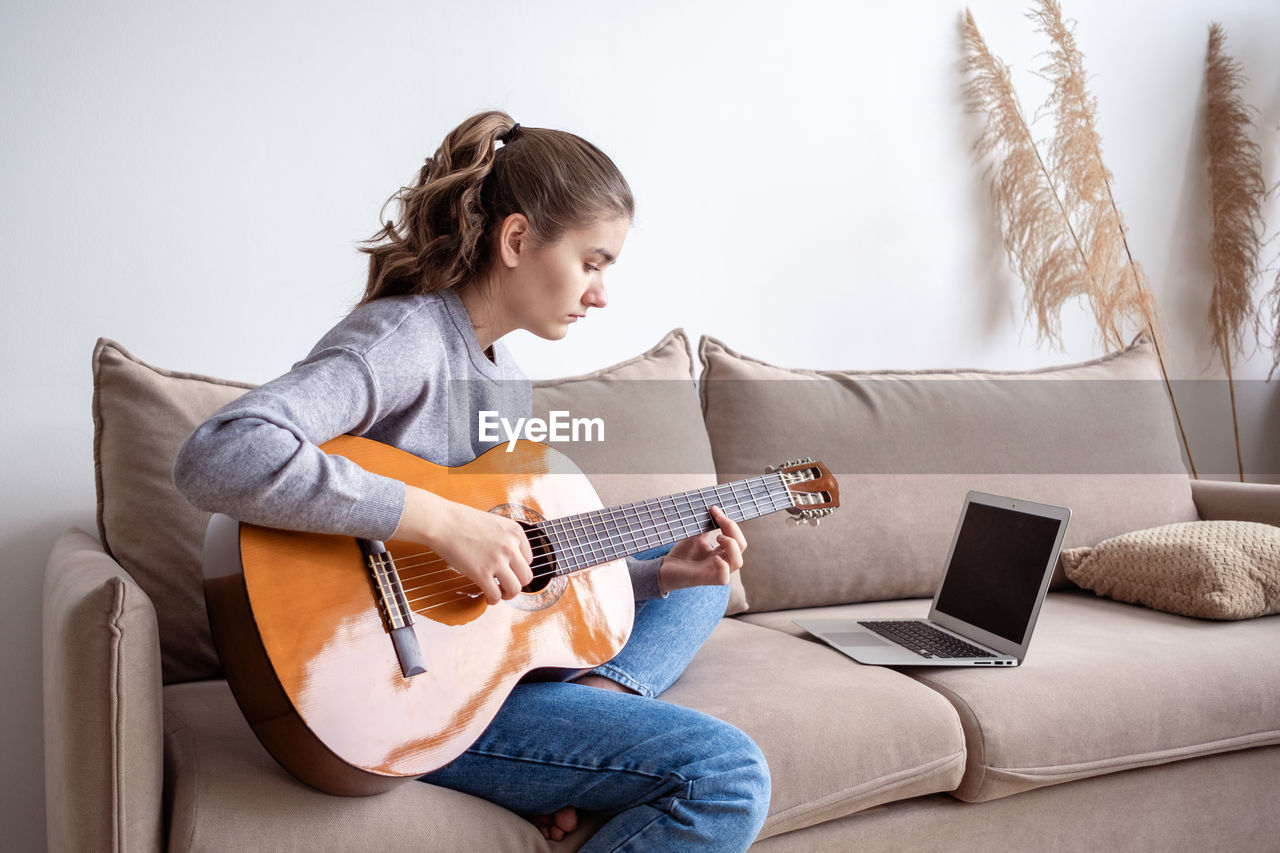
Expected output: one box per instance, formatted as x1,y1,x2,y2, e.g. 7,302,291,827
45,331,1280,851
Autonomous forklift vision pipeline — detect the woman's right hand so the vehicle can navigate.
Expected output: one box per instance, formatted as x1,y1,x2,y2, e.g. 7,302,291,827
394,485,534,605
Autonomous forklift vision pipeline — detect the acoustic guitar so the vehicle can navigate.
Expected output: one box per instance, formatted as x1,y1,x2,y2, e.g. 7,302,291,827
203,435,839,796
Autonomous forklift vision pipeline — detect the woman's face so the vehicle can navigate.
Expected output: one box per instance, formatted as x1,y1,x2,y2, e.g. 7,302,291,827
505,215,630,341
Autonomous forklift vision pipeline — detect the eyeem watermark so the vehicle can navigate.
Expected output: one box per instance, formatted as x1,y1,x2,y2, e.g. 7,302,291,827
478,410,605,452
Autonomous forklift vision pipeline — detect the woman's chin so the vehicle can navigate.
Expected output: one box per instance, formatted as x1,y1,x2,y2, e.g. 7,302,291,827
550,320,577,339
531,325,571,342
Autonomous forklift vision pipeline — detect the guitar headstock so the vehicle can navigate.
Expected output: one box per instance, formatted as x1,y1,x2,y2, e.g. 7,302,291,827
767,458,840,526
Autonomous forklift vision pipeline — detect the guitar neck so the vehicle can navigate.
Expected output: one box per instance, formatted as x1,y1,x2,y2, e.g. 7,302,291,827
543,473,792,575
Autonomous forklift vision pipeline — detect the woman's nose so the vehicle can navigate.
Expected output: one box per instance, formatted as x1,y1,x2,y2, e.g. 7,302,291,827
584,280,608,309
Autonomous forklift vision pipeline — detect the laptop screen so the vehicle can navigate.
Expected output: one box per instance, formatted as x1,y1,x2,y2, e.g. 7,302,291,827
933,501,1065,644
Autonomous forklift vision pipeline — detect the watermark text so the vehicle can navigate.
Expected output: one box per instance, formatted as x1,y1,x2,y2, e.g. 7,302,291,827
477,410,605,452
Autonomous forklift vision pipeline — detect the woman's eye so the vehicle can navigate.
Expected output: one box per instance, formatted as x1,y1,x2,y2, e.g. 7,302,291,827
585,264,600,273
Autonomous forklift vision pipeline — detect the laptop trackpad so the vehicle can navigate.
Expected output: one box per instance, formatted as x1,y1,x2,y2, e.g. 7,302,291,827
825,632,891,648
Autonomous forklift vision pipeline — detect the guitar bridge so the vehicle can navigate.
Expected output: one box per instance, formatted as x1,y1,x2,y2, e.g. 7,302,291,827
359,539,427,678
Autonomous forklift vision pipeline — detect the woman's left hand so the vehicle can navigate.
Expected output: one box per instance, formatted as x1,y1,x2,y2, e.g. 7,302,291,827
658,506,748,594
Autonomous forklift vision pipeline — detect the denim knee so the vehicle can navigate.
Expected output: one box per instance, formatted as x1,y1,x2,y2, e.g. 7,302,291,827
687,721,772,849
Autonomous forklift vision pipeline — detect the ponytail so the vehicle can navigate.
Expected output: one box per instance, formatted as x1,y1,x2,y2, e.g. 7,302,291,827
359,110,633,304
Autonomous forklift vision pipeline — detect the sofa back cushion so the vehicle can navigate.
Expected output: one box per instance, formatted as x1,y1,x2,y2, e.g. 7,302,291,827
93,339,253,683
698,335,1200,613
92,331,729,684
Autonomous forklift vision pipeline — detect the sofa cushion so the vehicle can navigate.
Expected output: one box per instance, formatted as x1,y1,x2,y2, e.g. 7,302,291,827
739,591,1280,802
1062,520,1280,620
661,619,965,839
93,339,253,683
746,747,1280,853
92,331,734,684
163,680,591,852
699,335,1199,612
163,622,966,848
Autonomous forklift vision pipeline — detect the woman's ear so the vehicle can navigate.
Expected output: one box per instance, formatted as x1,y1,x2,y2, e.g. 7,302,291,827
497,213,531,269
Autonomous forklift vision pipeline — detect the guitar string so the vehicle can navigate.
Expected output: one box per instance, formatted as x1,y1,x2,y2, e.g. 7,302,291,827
396,492,795,609
392,480,791,592
353,476,797,616
389,478,782,576
399,494,798,615
398,510,713,605
376,475,790,567
386,503,800,616
393,496,781,590
397,510,710,605
391,480,789,593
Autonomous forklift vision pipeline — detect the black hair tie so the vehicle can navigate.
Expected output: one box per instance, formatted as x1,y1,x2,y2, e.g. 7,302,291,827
498,123,521,145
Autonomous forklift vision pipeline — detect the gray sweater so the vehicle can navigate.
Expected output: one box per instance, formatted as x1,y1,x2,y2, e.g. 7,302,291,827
173,288,664,599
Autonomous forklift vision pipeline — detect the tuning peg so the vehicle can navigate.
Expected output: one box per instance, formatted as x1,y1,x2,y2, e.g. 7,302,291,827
789,508,834,527
767,458,812,474
787,510,821,527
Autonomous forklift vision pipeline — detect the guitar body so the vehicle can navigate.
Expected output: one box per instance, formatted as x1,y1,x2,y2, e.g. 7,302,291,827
203,435,634,796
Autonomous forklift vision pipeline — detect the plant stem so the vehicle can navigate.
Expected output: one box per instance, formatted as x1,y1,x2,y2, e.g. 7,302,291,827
1101,175,1198,479
1222,331,1244,481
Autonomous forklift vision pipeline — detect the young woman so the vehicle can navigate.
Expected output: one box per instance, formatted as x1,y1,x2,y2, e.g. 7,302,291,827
174,111,771,851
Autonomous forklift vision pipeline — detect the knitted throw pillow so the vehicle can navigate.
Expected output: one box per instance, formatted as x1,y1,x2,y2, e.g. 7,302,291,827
1061,521,1280,620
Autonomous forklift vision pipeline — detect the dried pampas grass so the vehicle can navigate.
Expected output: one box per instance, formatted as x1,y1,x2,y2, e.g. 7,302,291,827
961,9,1084,349
1271,264,1280,382
962,2,1195,473
1204,23,1267,478
1205,23,1265,360
1032,0,1165,354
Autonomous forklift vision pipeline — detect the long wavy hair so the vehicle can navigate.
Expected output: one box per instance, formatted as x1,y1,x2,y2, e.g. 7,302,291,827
359,111,634,303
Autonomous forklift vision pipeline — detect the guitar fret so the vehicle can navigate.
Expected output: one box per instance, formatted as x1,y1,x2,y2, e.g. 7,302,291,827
687,491,705,538
616,505,635,555
579,512,599,569
543,518,567,574
551,518,579,575
738,480,763,519
562,516,589,575
666,496,686,544
639,499,661,552
607,505,630,557
591,511,610,565
626,504,648,554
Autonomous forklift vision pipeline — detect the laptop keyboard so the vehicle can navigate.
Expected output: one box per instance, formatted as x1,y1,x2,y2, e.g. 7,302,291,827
859,620,997,659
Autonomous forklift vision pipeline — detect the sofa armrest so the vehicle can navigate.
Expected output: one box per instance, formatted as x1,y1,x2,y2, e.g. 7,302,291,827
1189,479,1280,526
44,529,164,853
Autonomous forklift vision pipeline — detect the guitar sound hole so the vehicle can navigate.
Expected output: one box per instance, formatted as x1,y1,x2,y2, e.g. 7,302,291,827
521,524,556,593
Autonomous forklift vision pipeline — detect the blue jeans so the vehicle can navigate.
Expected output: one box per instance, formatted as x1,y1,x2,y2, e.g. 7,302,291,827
422,579,771,852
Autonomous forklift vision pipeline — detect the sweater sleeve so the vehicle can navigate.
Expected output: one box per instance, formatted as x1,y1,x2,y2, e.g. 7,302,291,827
626,543,673,601
172,345,406,541
626,554,667,601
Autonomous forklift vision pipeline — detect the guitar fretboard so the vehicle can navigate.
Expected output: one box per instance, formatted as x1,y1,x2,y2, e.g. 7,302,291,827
541,474,792,575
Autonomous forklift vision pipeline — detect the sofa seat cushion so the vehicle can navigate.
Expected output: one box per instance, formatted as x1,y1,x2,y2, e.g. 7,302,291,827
164,680,603,852
163,620,966,848
659,618,965,839
739,592,1280,803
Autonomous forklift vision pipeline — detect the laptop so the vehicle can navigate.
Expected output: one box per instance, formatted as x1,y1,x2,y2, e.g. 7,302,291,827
794,491,1070,667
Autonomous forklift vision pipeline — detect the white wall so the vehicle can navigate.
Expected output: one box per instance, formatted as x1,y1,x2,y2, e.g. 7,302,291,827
3,0,1278,847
